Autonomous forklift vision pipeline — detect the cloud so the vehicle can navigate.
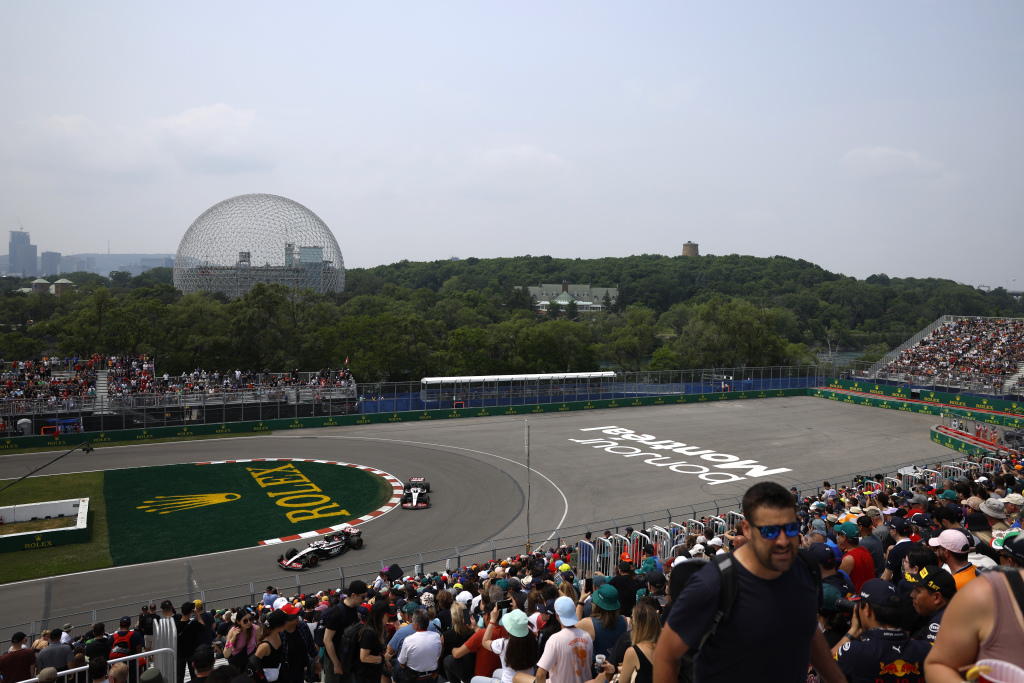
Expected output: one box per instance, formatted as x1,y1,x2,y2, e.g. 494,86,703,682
154,104,276,175
1,104,275,182
7,115,161,182
840,146,949,179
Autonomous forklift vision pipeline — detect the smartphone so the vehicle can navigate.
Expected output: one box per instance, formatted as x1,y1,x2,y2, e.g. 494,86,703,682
585,578,594,593
496,599,512,611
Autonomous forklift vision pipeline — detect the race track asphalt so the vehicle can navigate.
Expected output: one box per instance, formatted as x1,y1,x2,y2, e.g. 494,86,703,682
0,396,953,634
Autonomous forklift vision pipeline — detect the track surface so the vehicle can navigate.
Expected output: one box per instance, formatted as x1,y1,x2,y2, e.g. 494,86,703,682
1,396,951,627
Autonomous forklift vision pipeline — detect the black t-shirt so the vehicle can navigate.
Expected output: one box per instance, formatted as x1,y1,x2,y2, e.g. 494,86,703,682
436,608,452,632
176,616,204,656
324,604,360,654
910,607,945,644
834,627,930,683
885,540,913,576
216,621,232,638
85,636,110,660
285,628,309,669
667,556,819,682
139,612,156,636
608,575,640,617
353,628,384,683
440,630,471,663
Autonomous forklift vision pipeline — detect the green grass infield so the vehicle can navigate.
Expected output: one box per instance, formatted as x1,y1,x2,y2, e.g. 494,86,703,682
0,471,112,583
0,460,391,582
104,460,393,565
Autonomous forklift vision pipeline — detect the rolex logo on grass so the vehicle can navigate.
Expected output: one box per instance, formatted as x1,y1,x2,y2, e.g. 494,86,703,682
137,493,241,514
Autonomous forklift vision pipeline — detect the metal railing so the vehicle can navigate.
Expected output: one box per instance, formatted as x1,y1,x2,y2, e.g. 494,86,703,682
0,440,967,644
0,366,829,436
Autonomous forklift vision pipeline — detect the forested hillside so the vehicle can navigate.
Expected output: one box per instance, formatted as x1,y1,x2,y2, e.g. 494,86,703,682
0,253,1019,382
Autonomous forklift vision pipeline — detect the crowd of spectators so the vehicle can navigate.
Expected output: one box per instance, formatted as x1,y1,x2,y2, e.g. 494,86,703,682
881,317,1024,388
0,356,97,407
104,358,356,402
11,456,1024,683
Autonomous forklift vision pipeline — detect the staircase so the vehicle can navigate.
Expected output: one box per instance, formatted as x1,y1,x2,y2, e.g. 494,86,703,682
1005,362,1024,396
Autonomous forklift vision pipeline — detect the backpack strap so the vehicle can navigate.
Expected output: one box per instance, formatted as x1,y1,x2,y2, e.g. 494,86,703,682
1002,569,1024,616
797,548,824,608
699,554,737,650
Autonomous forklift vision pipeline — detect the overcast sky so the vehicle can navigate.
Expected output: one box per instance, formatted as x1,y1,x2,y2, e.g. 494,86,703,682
1,3,1021,286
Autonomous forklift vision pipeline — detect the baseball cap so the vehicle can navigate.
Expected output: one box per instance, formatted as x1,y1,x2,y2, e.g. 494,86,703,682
119,616,132,627
820,584,842,613
455,591,472,606
806,542,837,568
938,490,958,501
691,544,707,556
495,579,509,591
37,669,58,683
904,565,957,599
835,521,859,539
852,578,900,607
888,516,909,534
929,529,971,554
1001,493,1024,506
272,597,288,610
966,496,983,510
348,580,369,595
910,513,933,527
625,526,633,533
826,514,838,524
160,600,173,610
707,537,723,547
645,570,666,587
553,596,578,626
558,563,570,573
865,506,881,518
281,603,300,617
266,610,288,629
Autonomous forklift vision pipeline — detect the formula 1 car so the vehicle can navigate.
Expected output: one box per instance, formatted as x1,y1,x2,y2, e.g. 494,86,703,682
277,527,363,570
401,477,431,509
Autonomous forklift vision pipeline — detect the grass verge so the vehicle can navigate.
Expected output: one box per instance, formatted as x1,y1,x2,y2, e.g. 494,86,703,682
0,471,111,583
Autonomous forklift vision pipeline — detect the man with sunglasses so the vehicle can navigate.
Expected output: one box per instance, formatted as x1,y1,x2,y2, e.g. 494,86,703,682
654,482,846,683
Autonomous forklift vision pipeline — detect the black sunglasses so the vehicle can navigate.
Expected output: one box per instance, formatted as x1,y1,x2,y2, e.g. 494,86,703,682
749,522,801,540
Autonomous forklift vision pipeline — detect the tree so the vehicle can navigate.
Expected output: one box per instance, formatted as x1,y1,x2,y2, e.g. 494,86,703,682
547,300,562,319
605,306,658,371
564,299,580,321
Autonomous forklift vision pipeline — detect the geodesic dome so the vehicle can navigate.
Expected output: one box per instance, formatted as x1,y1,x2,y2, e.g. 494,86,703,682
173,193,345,298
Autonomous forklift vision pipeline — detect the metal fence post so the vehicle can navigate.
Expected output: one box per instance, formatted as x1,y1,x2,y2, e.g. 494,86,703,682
249,583,255,605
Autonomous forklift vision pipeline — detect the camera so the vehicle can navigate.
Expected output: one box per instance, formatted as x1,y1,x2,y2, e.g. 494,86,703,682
496,599,512,611
835,599,858,614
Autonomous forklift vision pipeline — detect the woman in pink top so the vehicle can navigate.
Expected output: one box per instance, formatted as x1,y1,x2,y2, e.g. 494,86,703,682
225,611,260,670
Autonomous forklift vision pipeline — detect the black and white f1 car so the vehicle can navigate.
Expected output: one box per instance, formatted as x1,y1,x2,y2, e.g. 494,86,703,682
277,527,363,570
401,477,431,509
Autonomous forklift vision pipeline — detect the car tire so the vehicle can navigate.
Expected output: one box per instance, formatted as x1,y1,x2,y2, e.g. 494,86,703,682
423,495,430,505
424,483,431,492
308,554,319,567
354,537,363,549
285,548,298,560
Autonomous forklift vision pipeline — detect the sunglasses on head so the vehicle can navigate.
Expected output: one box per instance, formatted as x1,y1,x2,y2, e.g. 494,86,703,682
749,522,801,540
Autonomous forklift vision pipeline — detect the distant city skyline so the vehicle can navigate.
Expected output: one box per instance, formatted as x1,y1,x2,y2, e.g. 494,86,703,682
1,3,1021,287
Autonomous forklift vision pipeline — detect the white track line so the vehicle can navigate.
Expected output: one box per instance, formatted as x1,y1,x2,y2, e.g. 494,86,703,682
269,434,570,539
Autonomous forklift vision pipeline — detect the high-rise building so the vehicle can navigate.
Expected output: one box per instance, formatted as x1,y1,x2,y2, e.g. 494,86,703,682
8,231,37,277
41,251,61,276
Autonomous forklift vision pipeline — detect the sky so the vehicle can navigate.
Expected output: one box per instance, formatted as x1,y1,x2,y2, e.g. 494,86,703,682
1,2,1021,286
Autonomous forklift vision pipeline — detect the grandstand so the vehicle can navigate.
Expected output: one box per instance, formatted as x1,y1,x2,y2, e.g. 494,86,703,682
864,315,1024,398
